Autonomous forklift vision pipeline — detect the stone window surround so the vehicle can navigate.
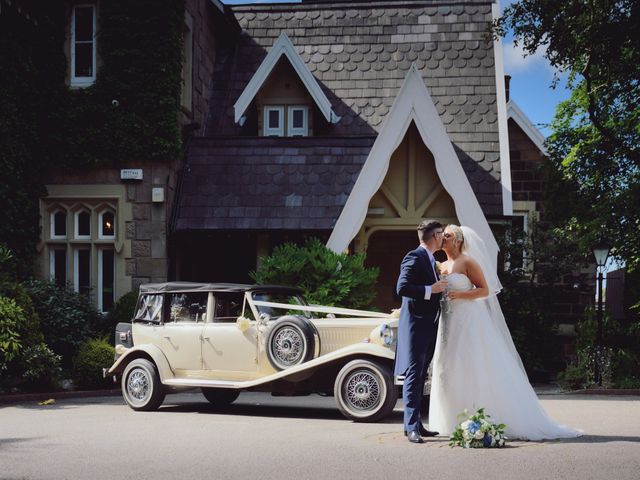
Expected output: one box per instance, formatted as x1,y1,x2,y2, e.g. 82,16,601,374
39,184,132,312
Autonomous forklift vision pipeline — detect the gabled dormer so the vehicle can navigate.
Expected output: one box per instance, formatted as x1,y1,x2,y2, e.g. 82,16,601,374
234,32,340,136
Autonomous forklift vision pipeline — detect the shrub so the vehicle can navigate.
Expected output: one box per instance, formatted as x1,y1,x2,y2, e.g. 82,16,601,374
106,291,138,335
0,282,44,347
558,308,640,389
556,357,590,390
24,279,104,368
73,337,115,390
19,343,62,392
250,238,379,310
0,296,23,371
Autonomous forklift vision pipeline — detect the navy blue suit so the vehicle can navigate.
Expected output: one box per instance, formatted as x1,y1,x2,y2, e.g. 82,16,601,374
394,246,440,434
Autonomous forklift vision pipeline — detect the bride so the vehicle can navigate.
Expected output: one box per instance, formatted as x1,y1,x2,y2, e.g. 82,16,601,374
428,224,583,440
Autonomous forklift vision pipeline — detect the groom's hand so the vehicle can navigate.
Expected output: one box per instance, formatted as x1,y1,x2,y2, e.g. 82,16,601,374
431,279,448,294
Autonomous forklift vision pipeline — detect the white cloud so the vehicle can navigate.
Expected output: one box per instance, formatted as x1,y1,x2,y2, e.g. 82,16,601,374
503,41,550,74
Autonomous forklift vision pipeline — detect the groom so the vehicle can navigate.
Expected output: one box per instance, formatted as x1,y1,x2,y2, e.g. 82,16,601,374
395,220,448,444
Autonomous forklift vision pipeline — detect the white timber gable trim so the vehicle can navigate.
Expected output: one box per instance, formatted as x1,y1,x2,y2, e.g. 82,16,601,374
233,32,340,125
492,2,513,216
326,65,501,272
507,99,548,155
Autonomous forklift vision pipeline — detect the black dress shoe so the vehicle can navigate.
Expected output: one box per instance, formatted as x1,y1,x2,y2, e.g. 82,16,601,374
404,426,439,437
407,430,424,444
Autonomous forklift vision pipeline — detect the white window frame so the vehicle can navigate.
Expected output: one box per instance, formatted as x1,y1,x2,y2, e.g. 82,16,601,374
50,210,68,240
70,4,97,87
98,209,116,240
49,246,67,284
264,106,284,136
287,105,308,137
74,210,92,240
97,247,115,313
73,246,91,294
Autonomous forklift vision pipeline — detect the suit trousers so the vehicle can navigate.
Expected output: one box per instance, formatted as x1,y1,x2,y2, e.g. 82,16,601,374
402,331,438,433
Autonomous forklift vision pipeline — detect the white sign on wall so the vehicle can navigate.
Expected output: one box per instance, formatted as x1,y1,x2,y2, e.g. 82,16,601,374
120,169,143,181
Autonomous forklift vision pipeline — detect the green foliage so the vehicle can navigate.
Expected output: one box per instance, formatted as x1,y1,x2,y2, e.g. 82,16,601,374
558,307,640,389
0,10,56,273
494,1,640,271
250,238,379,309
24,280,105,368
498,218,584,374
0,296,24,370
73,338,115,390
17,343,62,392
106,291,139,336
57,0,185,167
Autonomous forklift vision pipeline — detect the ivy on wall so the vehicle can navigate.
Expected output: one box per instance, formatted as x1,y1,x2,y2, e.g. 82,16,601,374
0,0,185,275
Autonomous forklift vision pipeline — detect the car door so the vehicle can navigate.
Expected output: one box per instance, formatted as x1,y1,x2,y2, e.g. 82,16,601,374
159,291,208,373
201,292,259,380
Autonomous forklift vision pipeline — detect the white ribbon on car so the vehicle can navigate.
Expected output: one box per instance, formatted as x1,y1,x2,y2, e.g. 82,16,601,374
250,300,391,318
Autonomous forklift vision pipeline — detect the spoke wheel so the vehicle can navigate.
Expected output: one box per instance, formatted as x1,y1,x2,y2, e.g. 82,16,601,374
121,359,165,411
335,359,397,422
266,316,315,370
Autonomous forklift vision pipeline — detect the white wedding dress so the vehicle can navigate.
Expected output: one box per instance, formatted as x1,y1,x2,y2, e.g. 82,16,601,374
428,272,583,440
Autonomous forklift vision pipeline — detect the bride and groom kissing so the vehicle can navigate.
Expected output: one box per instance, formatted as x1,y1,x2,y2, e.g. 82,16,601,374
394,220,582,444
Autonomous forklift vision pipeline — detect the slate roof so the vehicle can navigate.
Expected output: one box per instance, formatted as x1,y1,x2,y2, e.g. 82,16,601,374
178,0,504,231
175,136,375,230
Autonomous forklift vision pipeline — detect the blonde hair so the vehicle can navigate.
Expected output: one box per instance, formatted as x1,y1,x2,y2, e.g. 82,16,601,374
447,224,465,252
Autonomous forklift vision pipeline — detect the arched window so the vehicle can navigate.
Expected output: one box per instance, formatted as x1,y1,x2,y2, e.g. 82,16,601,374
99,210,115,239
51,210,67,239
75,210,91,239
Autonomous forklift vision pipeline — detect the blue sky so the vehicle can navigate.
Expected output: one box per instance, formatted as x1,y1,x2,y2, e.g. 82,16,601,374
222,0,570,138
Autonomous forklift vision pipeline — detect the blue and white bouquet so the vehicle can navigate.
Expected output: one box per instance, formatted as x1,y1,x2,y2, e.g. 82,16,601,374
449,408,507,448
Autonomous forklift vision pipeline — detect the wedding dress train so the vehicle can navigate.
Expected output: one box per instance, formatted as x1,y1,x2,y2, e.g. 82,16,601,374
428,273,583,440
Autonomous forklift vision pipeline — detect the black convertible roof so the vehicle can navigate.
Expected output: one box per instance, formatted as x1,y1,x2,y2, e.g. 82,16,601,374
139,282,303,295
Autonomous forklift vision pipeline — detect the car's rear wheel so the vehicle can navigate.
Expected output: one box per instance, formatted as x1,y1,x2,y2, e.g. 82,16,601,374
121,358,165,411
266,316,315,370
201,388,240,406
334,359,397,422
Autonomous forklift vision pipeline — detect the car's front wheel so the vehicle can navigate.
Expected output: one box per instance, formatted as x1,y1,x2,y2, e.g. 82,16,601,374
201,388,240,406
334,359,397,422
121,358,165,411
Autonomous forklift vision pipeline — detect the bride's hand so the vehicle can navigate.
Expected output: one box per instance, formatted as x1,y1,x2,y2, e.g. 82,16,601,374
447,291,461,300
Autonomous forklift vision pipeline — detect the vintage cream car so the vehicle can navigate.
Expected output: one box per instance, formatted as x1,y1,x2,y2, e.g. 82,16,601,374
106,282,399,422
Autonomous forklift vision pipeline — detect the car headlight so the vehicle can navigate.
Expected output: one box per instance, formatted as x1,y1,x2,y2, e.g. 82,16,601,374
379,323,394,346
367,323,395,347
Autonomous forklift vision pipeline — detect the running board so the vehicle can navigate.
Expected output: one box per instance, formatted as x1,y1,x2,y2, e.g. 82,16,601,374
163,378,246,389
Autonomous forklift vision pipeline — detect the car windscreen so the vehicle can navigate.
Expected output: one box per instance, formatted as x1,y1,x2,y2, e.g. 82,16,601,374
251,292,311,319
134,294,163,323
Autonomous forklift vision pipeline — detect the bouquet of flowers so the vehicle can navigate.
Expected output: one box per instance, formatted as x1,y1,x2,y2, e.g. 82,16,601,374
449,408,506,448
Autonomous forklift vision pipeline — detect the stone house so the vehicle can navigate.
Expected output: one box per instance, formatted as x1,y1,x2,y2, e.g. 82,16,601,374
12,0,585,329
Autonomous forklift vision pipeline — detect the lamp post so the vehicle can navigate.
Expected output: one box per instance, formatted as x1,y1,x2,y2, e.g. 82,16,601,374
592,242,610,386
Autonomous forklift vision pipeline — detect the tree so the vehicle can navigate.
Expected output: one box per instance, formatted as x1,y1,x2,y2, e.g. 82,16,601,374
493,1,640,269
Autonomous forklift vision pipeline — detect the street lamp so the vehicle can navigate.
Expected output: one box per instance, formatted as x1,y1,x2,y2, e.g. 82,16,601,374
592,241,610,386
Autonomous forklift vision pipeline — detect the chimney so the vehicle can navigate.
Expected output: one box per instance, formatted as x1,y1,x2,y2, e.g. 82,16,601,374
505,75,511,102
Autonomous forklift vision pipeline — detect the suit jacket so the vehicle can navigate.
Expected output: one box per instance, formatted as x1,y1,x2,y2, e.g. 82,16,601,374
394,246,441,377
